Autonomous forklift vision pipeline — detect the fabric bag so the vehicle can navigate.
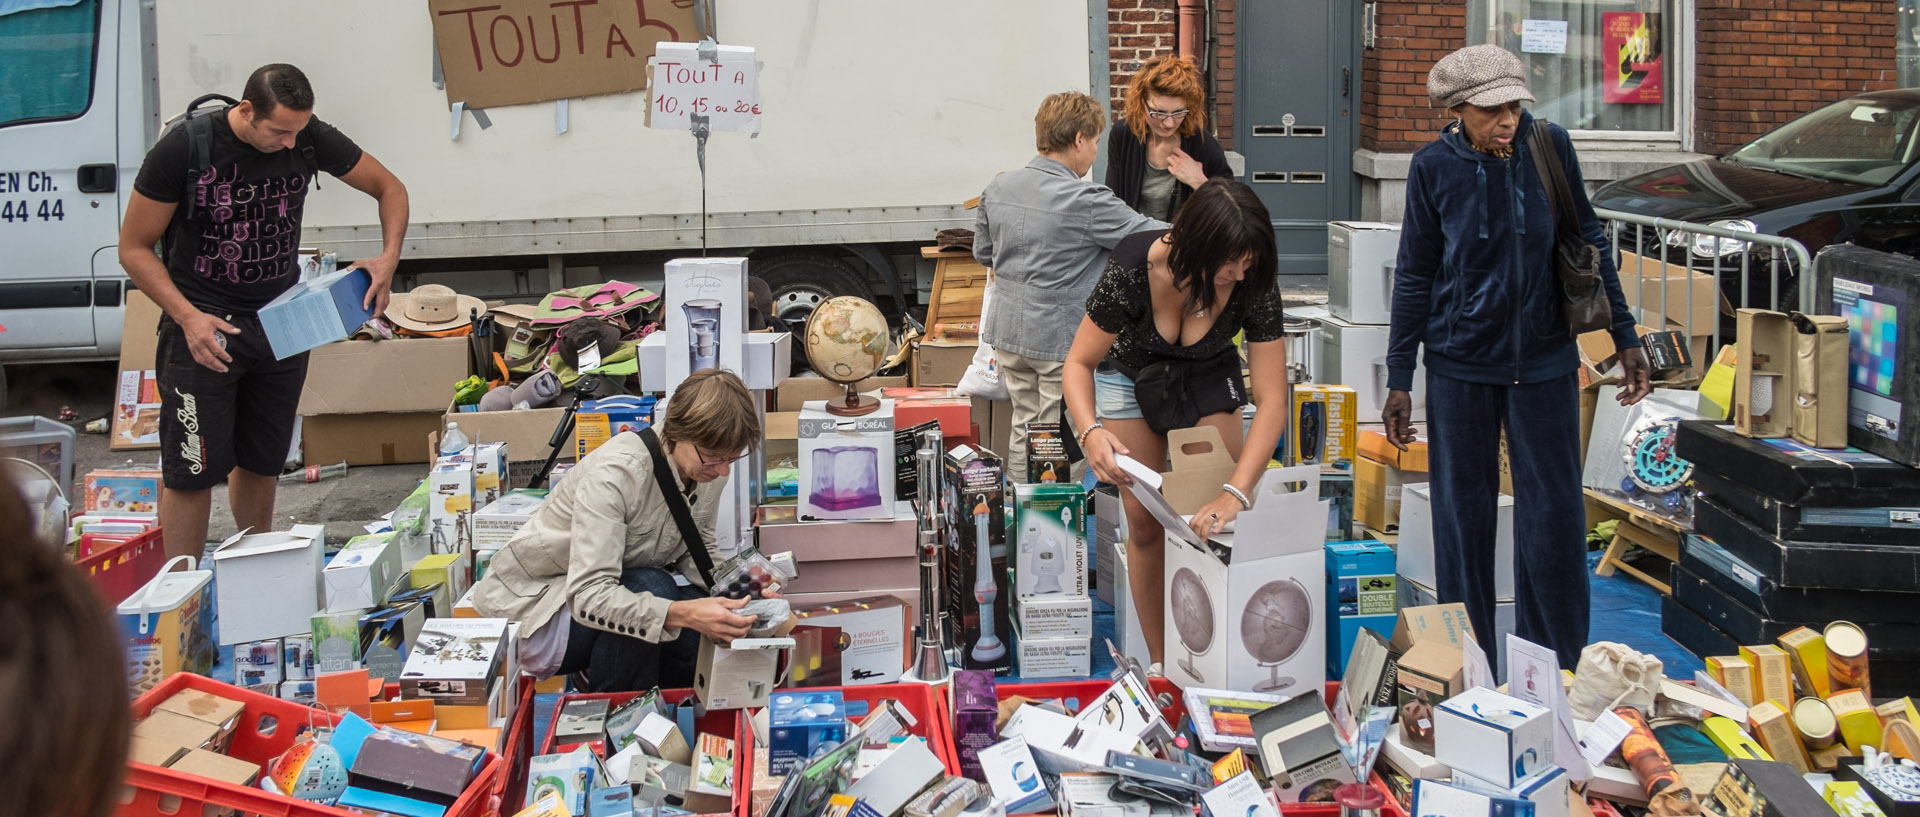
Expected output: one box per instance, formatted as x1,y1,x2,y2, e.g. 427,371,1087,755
1123,347,1247,436
1567,640,1664,720
1528,120,1612,336
955,278,1008,399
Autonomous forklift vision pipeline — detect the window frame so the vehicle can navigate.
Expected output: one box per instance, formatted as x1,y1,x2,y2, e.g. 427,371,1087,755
1471,0,1695,151
0,0,106,131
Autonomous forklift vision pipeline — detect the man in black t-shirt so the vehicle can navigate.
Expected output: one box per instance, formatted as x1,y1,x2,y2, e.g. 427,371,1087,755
118,64,410,561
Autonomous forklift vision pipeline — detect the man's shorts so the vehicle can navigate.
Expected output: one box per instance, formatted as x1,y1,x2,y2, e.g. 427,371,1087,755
156,312,309,491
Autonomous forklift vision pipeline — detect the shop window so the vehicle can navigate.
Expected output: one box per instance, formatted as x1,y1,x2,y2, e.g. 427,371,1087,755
0,0,100,128
1900,0,1920,88
1467,0,1680,139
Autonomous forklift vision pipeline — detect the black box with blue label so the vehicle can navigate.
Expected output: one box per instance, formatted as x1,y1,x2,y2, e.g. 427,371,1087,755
1678,420,1920,545
1817,244,1920,467
1682,533,1920,625
1695,494,1920,592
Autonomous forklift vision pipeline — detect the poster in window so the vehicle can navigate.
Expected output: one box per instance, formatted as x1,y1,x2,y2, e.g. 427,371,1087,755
1602,12,1664,104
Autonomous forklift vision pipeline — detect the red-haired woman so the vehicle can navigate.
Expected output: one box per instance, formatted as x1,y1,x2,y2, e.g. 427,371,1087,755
1105,54,1233,221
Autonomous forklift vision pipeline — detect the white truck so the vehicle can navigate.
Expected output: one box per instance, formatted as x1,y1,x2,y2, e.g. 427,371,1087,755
0,0,1099,402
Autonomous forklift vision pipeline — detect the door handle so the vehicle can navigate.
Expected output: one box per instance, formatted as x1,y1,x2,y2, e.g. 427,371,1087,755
77,163,115,194
1343,67,1351,98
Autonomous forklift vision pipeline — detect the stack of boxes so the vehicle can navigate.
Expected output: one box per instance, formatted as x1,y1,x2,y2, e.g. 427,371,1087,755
208,523,326,703
1319,221,1426,440
1009,482,1091,677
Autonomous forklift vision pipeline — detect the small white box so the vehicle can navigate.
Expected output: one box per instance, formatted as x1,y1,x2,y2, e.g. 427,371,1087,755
1456,767,1572,817
1434,686,1556,789
473,490,547,551
638,330,792,392
1003,705,1143,774
399,617,508,707
236,638,285,686
1011,627,1091,678
1399,482,1513,599
323,533,400,612
798,400,896,521
1111,539,1154,670
211,526,323,645
1316,313,1427,423
1328,221,1399,326
1012,595,1092,639
977,736,1055,814
842,736,946,816
427,455,476,558
664,257,749,389
469,442,509,510
1412,779,1539,817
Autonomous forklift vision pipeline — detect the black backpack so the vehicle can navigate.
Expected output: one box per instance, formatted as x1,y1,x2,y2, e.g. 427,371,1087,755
165,93,320,222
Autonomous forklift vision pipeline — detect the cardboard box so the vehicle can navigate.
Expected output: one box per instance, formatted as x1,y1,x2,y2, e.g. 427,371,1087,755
445,400,571,464
1359,429,1430,472
1399,482,1514,599
325,533,400,612
1435,687,1555,788
1159,425,1241,515
468,442,510,511
299,338,471,415
1709,655,1759,706
951,669,999,780
768,691,846,775
303,412,444,466
84,468,161,514
153,688,247,752
128,735,188,768
117,562,216,696
1012,482,1088,598
134,710,222,754
797,399,896,521
1819,245,1920,466
1748,701,1813,773
1618,250,1725,334
427,454,476,558
344,729,486,811
1355,453,1428,533
1024,421,1069,483
259,268,376,360
1453,768,1571,817
211,526,324,645
473,489,547,553
840,736,945,817
1158,465,1327,694
778,374,911,413
359,601,427,683
1002,705,1142,774
637,329,792,392
788,595,909,686
1329,221,1400,325
1326,540,1397,676
312,608,368,673
1012,595,1092,639
410,553,472,608
977,736,1054,813
882,387,974,441
169,748,261,788
235,638,285,687
1293,385,1359,465
664,256,748,387
1316,313,1428,422
694,637,786,710
1707,758,1838,817
1412,777,1538,817
1741,644,1796,709
913,339,976,388
399,617,507,706
1830,689,1884,754
943,443,1011,673
758,507,917,596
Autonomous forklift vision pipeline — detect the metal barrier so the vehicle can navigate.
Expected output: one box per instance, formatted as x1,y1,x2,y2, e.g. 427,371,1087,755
1594,207,1815,355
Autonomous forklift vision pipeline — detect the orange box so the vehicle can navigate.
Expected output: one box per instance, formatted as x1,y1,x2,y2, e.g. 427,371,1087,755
386,719,435,735
434,727,503,750
316,669,375,718
1358,429,1429,472
882,387,973,439
438,703,492,730
372,699,436,724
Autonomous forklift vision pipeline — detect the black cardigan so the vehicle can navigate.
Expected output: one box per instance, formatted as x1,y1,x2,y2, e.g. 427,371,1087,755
1103,120,1234,218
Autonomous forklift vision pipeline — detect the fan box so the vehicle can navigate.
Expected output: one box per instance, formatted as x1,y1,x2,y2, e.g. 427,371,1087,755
1156,464,1328,696
798,399,896,521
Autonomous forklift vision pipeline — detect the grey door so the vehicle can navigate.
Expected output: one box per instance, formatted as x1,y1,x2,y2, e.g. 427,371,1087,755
1237,0,1360,276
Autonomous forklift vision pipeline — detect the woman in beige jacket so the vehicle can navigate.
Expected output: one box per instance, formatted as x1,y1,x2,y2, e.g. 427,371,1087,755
472,369,764,691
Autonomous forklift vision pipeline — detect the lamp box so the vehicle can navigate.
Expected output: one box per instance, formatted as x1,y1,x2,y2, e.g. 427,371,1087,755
312,608,368,673
1012,595,1092,639
1026,422,1069,483
943,443,1011,673
798,399,896,521
575,396,654,460
473,490,547,552
1817,244,1920,466
211,525,323,645
1012,482,1088,599
358,601,426,684
1010,624,1091,678
768,690,847,775
664,256,748,389
1435,687,1556,789
469,442,509,510
788,595,909,686
399,618,507,707
324,533,399,612
951,669,999,781
410,553,471,608
1292,385,1358,466
1326,540,1397,676
1159,465,1328,695
258,267,375,359
427,454,476,560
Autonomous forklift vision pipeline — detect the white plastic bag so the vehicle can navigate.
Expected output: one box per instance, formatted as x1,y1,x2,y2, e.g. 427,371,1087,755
954,278,1007,399
1568,641,1664,720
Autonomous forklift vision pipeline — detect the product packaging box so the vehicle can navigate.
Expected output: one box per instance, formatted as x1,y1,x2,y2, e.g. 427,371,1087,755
1316,312,1429,423
1322,470,1357,542
768,690,847,775
1155,464,1328,695
1735,309,1796,439
552,697,611,755
152,688,246,752
1326,540,1397,676
1329,221,1400,325
1677,420,1920,536
389,582,454,622
259,267,375,360
522,751,597,816
1707,758,1840,817
236,638,285,687
951,669,999,781
473,489,548,552
312,607,369,673
324,532,400,612
1001,705,1142,774
427,454,476,559
84,468,161,514
1708,655,1759,706
788,595,909,685
1012,595,1093,639
841,736,946,816
1451,769,1570,817
1012,481,1088,599
468,442,509,511
574,396,654,460
1010,624,1091,678
108,370,162,451
283,635,315,681
410,553,472,609
1400,481,1515,598
211,525,324,645
399,617,508,707
694,636,789,710
664,256,748,388
1747,701,1813,773
1024,421,1069,483
298,336,474,416
798,399,897,521
943,443,1011,673
1157,425,1242,515
1293,385,1359,466
1250,688,1356,803
1434,687,1555,788
1741,644,1796,709
1693,494,1920,593
1412,779,1539,817
976,735,1054,813
1818,244,1920,466
117,561,216,695
359,601,427,683
1680,535,1920,638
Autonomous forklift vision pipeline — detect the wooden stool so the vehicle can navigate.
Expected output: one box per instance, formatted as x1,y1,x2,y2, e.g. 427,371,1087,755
921,246,988,342
1586,488,1684,595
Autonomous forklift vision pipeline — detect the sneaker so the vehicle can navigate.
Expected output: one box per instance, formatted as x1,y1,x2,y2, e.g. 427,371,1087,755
567,669,592,692
1147,662,1165,679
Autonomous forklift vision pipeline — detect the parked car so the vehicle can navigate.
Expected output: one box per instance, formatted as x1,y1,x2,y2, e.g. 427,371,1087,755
1592,89,1920,313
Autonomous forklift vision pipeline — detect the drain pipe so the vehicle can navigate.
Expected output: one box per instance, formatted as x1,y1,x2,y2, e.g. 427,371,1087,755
1176,0,1207,61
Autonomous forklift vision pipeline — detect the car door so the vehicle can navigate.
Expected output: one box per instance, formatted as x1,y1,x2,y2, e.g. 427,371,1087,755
0,0,120,353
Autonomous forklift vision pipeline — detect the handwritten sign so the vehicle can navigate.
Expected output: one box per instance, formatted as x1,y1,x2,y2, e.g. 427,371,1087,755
1521,19,1569,54
428,0,695,110
648,42,763,134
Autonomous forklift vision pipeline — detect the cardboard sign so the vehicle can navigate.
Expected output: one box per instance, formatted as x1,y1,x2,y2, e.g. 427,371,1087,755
648,42,763,134
428,0,696,110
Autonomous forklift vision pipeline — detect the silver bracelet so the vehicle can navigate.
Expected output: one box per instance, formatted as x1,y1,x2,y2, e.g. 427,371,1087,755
1221,482,1252,510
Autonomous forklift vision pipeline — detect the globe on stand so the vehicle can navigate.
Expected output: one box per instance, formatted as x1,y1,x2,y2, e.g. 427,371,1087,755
803,296,890,417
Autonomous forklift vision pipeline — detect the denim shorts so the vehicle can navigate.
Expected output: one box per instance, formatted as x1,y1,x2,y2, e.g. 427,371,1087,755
1094,363,1143,420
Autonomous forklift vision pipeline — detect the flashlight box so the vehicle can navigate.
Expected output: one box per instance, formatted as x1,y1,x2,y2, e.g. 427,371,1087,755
1012,482,1088,599
1293,385,1358,466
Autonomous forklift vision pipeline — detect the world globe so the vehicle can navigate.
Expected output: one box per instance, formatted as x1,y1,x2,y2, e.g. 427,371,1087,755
803,295,890,415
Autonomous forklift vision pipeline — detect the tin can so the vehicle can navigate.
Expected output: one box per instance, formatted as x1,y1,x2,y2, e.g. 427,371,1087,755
1824,621,1871,699
1791,697,1839,749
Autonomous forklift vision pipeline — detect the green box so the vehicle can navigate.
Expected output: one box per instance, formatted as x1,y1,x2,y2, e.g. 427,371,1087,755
1011,482,1087,599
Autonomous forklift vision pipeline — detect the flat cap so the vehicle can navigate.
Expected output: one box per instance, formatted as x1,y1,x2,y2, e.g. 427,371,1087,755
1428,44,1534,109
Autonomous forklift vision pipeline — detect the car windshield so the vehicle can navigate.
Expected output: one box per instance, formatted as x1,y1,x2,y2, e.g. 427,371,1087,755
1725,95,1920,186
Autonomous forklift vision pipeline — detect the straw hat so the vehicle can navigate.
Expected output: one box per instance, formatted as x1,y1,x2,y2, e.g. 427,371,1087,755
385,284,487,332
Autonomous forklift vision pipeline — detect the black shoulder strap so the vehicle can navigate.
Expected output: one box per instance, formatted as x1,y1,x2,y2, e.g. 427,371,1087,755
636,426,717,587
1526,119,1581,241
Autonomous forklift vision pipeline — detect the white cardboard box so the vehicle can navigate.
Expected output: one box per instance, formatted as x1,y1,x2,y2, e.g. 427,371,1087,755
1154,465,1328,694
473,489,547,551
1328,221,1400,326
977,736,1055,813
1003,705,1143,774
469,442,509,510
639,330,793,392
842,736,946,816
211,525,323,645
664,257,749,389
427,454,476,559
323,533,400,612
789,595,909,686
1011,627,1091,678
797,399,896,521
1455,767,1572,817
1316,313,1427,423
1398,482,1514,599
1012,595,1092,639
1434,687,1556,788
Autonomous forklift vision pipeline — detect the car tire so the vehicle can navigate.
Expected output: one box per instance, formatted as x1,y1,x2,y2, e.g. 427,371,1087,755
753,251,877,328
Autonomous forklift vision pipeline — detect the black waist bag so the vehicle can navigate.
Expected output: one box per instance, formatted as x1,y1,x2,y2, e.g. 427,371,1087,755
1121,347,1247,435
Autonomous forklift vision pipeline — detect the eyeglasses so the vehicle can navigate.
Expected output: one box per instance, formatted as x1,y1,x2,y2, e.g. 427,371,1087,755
698,447,750,466
1146,107,1189,121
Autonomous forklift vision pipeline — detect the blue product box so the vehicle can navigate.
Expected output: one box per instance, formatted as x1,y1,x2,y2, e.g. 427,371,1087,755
1326,540,1397,676
768,690,847,775
258,267,375,360
589,786,634,817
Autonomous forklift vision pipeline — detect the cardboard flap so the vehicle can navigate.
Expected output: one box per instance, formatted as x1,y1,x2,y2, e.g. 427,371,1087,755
1390,603,1477,653
1234,465,1330,561
1168,426,1236,472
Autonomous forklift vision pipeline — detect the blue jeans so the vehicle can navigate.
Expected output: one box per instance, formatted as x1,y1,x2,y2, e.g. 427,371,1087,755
557,567,705,692
1426,370,1589,670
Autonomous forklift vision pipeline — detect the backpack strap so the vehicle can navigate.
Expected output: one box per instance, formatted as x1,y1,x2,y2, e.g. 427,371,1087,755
635,426,717,587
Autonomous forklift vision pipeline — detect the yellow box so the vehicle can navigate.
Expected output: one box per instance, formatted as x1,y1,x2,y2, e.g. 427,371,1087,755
1825,781,1886,817
1829,689,1884,753
1293,385,1358,466
1778,627,1830,699
1709,655,1758,706
1702,715,1772,762
1355,453,1427,534
1748,701,1811,773
1878,697,1920,726
1741,644,1795,709
410,552,471,603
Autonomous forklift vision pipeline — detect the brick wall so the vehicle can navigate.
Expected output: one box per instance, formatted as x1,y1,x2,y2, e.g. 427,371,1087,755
1108,0,1181,119
1694,0,1897,154
1359,1,1465,153
1213,0,1235,150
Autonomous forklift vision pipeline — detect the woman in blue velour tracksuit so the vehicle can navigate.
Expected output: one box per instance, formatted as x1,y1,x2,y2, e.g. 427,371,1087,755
1382,45,1652,670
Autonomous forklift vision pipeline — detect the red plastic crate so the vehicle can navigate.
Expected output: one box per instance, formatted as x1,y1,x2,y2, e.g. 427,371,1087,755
491,677,540,817
119,672,502,817
734,683,960,817
78,526,165,607
530,688,739,817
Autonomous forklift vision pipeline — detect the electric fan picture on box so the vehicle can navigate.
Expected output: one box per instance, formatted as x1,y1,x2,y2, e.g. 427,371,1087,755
1148,464,1329,692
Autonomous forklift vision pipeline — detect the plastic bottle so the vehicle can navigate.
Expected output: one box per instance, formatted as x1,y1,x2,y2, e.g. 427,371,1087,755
439,421,471,456
281,461,348,483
